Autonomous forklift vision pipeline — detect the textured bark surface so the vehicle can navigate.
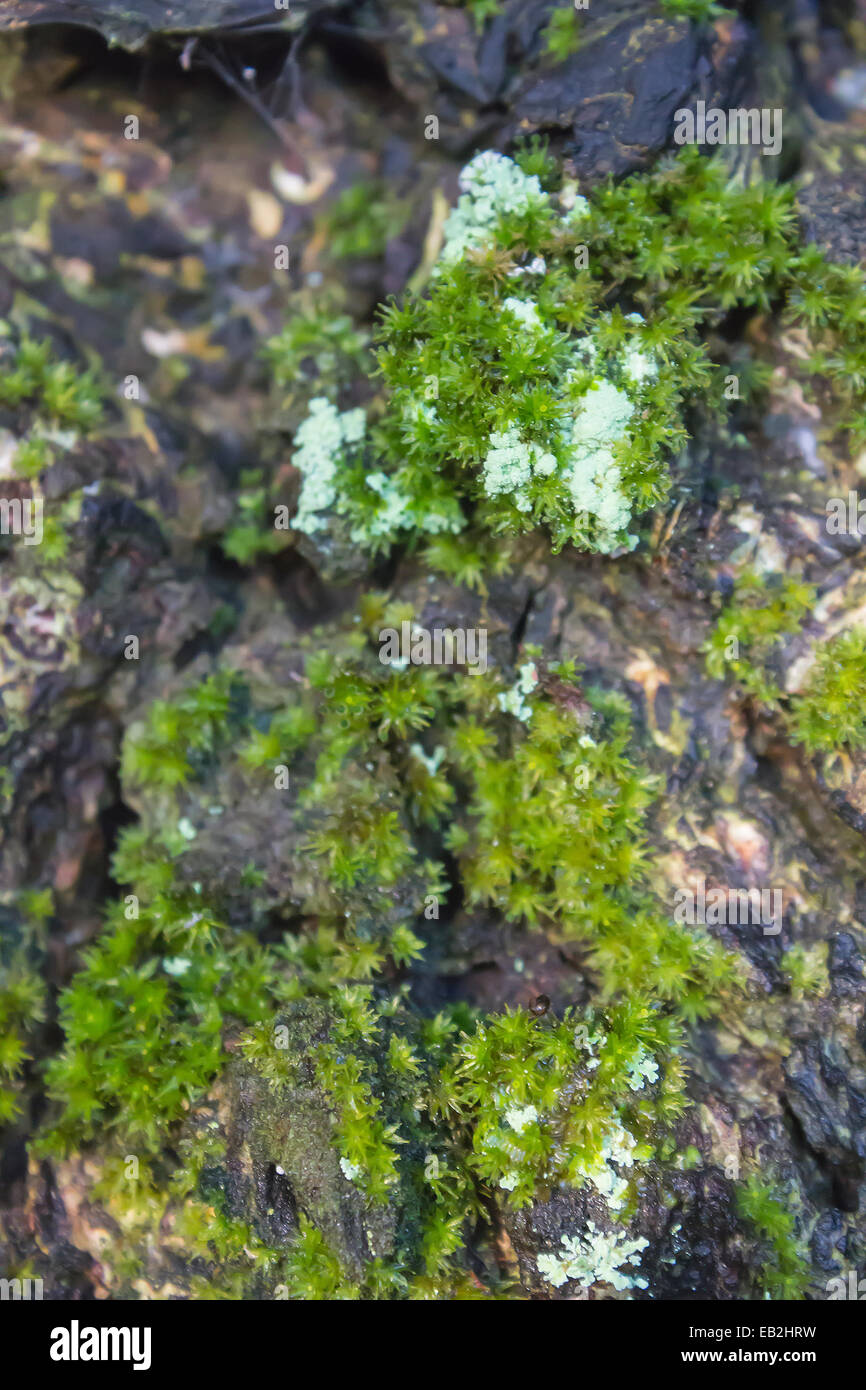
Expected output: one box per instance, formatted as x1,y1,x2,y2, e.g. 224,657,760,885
1,0,866,1299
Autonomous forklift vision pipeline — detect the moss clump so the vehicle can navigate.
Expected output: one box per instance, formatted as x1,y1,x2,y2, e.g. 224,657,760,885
706,574,866,761
263,299,372,411
704,568,816,704
659,0,731,19
35,600,744,1294
780,943,829,1000
736,1175,810,1300
0,891,49,1127
120,669,245,794
447,663,734,1010
0,333,102,433
38,892,277,1153
275,147,866,571
38,672,276,1153
541,7,583,61
0,329,104,585
446,0,502,31
788,628,866,754
220,471,291,566
443,1001,686,1210
321,181,408,262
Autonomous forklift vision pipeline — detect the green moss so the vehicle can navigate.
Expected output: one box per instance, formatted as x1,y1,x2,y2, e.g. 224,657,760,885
443,1001,685,1210
18,126,857,1300
736,1175,810,1300
12,436,52,479
541,7,583,62
659,0,731,20
274,148,866,568
780,943,829,1000
34,599,744,1292
788,627,866,753
446,0,502,30
321,181,407,261
120,669,244,794
706,575,866,760
36,890,277,1154
220,471,291,566
35,568,793,1299
0,891,49,1127
704,569,816,703
0,333,102,431
263,300,371,406
447,665,735,1011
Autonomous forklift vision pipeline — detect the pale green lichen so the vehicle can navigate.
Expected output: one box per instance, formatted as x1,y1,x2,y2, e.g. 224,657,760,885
626,1047,660,1091
482,430,557,511
502,296,546,333
497,661,539,722
502,1101,539,1134
537,1223,649,1292
566,378,639,553
574,1121,638,1210
162,956,192,978
409,743,446,776
438,151,549,265
292,396,366,535
353,471,413,540
475,313,654,550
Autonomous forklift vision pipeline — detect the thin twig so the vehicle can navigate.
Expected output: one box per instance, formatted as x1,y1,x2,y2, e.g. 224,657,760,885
196,44,289,146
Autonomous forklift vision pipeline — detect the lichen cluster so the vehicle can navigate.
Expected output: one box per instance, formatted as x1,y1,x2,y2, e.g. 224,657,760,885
268,146,865,579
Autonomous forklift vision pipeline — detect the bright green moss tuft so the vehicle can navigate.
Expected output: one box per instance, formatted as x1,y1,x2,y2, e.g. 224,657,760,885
736,1175,810,1300
37,891,278,1154
443,1001,685,1210
659,0,731,19
220,472,291,565
321,181,407,261
0,956,46,1126
788,627,866,753
780,943,829,1000
447,0,502,30
36,606,742,1292
541,7,583,62
0,333,102,431
704,569,816,703
707,575,866,760
263,300,371,407
272,148,866,568
447,666,736,1010
0,891,51,1127
121,669,244,793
